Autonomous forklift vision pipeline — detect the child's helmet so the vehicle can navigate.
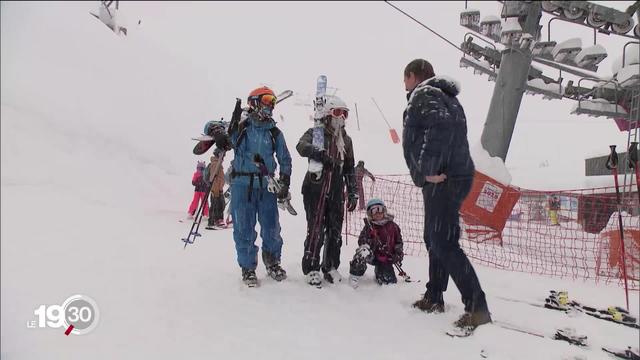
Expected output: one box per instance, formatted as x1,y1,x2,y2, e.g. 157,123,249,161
319,95,349,120
366,198,386,217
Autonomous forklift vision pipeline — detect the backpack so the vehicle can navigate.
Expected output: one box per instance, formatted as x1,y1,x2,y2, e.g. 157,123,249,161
202,166,210,185
234,121,281,152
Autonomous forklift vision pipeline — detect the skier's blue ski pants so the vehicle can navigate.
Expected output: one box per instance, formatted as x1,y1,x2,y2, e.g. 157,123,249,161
231,182,283,270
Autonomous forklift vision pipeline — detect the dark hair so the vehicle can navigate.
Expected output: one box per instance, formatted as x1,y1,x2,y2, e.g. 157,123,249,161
404,59,435,82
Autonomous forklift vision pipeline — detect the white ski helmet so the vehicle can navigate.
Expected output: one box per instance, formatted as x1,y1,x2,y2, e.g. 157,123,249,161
320,95,349,118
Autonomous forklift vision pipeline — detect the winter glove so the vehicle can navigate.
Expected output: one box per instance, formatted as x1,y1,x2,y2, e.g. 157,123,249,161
346,193,358,212
310,149,338,167
277,174,290,200
209,125,232,151
355,244,373,263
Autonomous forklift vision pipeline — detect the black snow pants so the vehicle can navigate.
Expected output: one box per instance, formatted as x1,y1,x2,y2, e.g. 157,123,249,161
422,178,489,314
301,172,345,275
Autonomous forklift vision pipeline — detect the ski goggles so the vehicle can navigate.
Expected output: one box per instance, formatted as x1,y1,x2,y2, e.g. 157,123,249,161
367,204,386,216
259,94,277,107
330,108,349,119
249,94,277,108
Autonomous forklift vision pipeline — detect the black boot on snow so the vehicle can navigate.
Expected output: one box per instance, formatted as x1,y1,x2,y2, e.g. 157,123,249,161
242,269,258,287
323,268,343,284
262,252,286,281
413,291,445,313
454,311,492,330
413,298,445,313
266,263,287,282
374,263,397,285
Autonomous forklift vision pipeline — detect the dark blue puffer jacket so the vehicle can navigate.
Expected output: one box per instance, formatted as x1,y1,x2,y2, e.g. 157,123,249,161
402,76,475,187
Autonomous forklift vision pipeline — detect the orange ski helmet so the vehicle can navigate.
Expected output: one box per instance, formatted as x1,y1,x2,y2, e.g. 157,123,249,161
247,86,277,109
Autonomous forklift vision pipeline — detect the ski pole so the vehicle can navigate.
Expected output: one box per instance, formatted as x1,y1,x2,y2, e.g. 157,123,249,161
393,262,411,282
344,196,349,246
628,142,639,207
182,182,208,248
605,145,630,311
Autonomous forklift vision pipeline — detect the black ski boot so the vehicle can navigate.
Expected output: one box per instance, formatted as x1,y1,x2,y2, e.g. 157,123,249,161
374,263,397,285
242,269,258,287
323,268,343,284
266,263,287,282
262,252,286,281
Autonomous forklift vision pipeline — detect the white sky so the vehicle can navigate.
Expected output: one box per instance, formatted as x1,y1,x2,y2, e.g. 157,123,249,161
2,1,638,189
122,0,639,187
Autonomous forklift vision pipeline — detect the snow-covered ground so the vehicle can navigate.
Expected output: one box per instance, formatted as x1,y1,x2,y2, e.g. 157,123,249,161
2,2,638,359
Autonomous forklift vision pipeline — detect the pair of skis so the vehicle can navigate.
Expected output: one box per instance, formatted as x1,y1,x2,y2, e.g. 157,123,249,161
449,320,639,359
498,290,639,329
547,290,639,329
446,318,588,347
304,75,336,275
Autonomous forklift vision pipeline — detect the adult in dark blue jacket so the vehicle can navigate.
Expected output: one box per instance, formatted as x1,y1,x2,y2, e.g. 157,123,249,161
210,86,292,287
402,59,491,330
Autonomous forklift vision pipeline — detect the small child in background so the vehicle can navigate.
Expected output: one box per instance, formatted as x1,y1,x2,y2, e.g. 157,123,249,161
349,198,403,288
187,161,209,219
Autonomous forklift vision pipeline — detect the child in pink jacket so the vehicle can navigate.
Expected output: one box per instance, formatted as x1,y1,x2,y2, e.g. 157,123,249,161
187,161,209,218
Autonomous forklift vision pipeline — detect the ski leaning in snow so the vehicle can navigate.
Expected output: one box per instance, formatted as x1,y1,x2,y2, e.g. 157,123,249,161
539,291,637,329
308,75,327,178
444,319,548,339
497,291,639,329
446,320,588,347
252,154,297,216
602,346,640,360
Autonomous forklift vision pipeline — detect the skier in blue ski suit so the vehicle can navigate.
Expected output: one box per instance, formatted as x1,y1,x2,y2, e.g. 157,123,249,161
209,86,292,286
